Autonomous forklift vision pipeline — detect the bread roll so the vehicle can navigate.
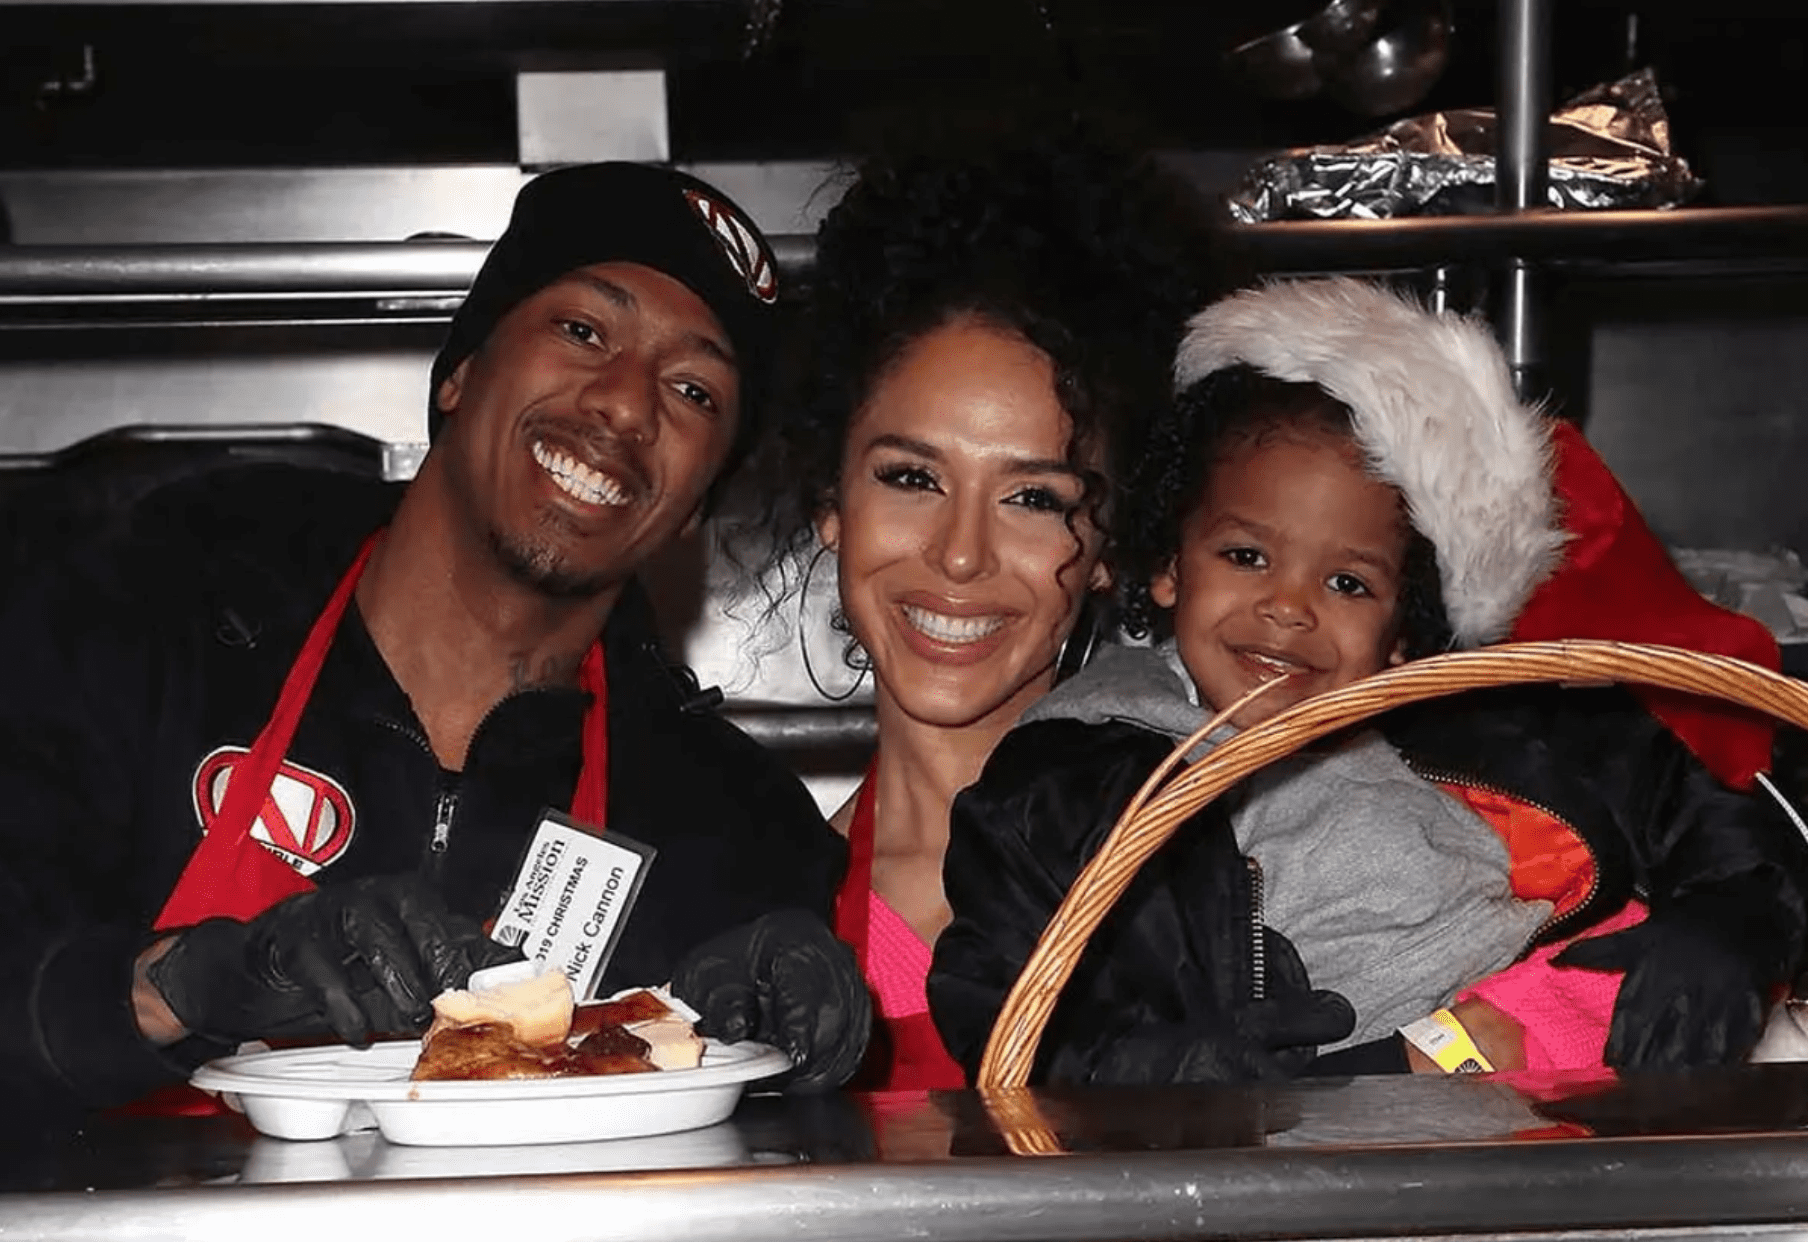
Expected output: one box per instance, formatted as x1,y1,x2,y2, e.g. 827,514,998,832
429,969,575,1047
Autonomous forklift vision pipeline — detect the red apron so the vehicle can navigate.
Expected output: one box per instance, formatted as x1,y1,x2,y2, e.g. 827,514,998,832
156,531,609,931
129,532,611,1115
833,762,966,1091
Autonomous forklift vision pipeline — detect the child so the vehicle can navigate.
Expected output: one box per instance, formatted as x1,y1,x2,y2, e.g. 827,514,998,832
928,279,1805,1083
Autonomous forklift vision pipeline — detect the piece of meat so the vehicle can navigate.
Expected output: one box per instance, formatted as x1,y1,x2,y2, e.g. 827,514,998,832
571,990,672,1037
568,1025,659,1076
411,1022,567,1081
413,1018,663,1080
573,1023,654,1059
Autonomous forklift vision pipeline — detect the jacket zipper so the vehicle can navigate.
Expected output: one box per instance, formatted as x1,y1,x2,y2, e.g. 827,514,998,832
375,716,463,870
1407,762,1602,950
374,680,582,868
1245,855,1266,1001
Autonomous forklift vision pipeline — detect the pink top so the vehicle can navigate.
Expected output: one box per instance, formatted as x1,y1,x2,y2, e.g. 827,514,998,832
1459,901,1646,1071
865,889,935,1019
833,764,965,1090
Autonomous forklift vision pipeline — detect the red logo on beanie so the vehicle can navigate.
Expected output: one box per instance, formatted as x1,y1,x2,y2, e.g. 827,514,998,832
683,189,778,305
192,746,356,876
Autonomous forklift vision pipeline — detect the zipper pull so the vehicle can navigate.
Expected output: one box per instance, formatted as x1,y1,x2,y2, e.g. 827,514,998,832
430,789,455,853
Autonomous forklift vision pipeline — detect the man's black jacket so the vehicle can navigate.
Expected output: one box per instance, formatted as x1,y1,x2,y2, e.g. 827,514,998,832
0,465,845,1112
929,686,1808,1084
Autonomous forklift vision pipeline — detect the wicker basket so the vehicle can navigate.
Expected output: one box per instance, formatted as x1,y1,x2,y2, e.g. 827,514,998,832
975,639,1808,1090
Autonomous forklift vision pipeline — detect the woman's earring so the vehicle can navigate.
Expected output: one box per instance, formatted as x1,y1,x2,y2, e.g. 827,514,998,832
799,544,871,703
1055,593,1105,685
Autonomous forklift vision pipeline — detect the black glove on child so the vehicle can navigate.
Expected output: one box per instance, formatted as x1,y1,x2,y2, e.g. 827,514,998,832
1554,906,1769,1071
149,875,523,1047
1088,994,1355,1085
670,909,872,1093
1079,927,1354,1085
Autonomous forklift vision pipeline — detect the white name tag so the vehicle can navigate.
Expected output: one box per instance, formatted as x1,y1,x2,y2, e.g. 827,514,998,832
490,809,655,1000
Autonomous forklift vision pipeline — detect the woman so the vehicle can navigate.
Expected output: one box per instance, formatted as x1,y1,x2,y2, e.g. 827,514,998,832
762,128,1216,1088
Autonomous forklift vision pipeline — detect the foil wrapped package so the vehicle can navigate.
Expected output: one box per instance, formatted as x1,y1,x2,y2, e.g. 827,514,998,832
1229,69,1701,223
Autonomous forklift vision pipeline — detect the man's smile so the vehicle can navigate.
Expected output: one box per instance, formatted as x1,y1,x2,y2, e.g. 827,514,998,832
530,438,632,508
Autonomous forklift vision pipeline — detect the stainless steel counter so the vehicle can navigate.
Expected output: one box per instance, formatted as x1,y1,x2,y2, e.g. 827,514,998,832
8,1068,1808,1242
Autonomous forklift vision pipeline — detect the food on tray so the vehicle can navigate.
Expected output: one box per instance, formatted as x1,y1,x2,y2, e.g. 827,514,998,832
573,990,706,1070
428,966,575,1046
412,1019,659,1080
411,966,702,1081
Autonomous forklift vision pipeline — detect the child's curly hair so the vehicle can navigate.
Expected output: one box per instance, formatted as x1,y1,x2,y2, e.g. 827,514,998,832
755,118,1218,588
1121,364,1456,659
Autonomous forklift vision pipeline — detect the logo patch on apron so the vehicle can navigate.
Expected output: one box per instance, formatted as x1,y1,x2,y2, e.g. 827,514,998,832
191,746,356,876
683,188,779,304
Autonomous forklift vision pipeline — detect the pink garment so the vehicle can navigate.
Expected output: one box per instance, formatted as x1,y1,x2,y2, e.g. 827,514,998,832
866,889,935,1019
1459,902,1647,1071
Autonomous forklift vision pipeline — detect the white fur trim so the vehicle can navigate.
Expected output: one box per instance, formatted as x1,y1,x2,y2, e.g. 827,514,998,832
1175,278,1565,647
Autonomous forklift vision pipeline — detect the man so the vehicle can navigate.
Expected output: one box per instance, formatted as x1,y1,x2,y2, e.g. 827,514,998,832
0,163,866,1113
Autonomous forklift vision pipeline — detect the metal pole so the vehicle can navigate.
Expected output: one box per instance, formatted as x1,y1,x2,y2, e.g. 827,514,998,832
1496,0,1552,401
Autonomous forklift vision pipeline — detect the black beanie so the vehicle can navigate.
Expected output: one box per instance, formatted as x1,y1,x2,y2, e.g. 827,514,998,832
427,162,782,463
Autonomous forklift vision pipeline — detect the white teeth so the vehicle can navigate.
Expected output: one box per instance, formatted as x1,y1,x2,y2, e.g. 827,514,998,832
531,440,629,507
1245,651,1301,679
903,605,1005,645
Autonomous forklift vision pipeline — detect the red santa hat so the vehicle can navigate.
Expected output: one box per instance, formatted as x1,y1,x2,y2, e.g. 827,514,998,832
1175,277,1565,650
1515,421,1778,790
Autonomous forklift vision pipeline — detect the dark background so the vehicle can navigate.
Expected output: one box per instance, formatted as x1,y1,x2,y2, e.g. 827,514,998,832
3,0,1807,563
2,0,1804,207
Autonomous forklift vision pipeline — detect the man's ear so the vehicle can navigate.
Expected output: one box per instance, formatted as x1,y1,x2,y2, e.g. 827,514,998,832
435,359,470,418
1149,560,1180,610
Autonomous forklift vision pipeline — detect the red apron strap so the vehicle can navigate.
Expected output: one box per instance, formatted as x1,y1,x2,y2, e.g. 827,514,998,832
884,1011,967,1091
833,759,879,972
154,535,381,930
571,642,609,828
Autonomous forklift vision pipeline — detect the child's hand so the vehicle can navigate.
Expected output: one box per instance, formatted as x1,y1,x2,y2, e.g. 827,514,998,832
1404,999,1527,1073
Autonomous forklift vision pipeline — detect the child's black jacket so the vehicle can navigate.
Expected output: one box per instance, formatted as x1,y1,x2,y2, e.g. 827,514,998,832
929,685,1808,1083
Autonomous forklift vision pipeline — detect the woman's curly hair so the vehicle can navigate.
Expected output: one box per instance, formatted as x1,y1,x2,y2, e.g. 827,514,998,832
754,118,1219,595
1121,365,1455,659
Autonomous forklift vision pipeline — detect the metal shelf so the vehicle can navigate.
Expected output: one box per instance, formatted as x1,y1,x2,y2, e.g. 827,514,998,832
1217,205,1808,276
1,215,1802,326
0,236,816,327
0,241,486,299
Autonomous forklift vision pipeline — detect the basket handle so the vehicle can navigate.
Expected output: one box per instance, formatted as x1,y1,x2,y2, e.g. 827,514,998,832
976,639,1808,1089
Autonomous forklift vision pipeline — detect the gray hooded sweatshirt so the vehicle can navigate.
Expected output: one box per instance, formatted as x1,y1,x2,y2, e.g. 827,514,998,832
1020,642,1552,1049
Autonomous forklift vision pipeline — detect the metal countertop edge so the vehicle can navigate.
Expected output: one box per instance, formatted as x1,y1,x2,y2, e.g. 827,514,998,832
5,1136,1808,1242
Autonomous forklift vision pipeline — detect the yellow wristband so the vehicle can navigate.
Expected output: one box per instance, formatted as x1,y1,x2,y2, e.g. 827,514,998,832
1399,1008,1495,1074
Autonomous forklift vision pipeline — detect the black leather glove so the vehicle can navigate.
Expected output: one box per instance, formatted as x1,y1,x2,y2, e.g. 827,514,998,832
670,909,871,1093
1089,992,1355,1085
1554,911,1766,1070
1232,924,1356,1078
149,875,522,1047
1067,927,1355,1086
